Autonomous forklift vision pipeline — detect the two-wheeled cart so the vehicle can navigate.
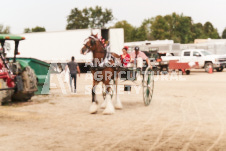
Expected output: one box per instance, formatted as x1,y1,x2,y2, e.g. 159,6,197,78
168,60,199,75
102,65,154,106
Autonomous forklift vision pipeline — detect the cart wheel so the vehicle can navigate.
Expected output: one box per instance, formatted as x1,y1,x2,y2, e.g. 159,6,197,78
102,79,115,100
186,70,190,75
143,67,154,106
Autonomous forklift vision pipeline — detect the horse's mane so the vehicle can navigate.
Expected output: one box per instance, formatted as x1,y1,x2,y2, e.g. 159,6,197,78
90,34,120,58
89,33,99,40
91,33,98,38
90,33,105,48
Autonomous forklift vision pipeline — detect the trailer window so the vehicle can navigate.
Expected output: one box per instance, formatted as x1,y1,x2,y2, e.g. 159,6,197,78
184,52,190,56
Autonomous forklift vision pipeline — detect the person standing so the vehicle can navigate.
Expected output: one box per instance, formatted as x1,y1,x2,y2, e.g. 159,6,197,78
67,56,80,93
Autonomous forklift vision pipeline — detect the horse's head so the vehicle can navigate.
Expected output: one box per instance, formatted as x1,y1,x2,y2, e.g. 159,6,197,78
81,34,99,55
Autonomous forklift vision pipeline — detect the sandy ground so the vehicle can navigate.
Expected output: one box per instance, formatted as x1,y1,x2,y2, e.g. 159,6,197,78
0,70,226,151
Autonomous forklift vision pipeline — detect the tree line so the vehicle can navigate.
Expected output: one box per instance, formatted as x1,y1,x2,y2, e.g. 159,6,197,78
0,25,46,34
1,6,226,43
65,6,226,43
114,13,221,43
24,26,46,33
0,25,10,34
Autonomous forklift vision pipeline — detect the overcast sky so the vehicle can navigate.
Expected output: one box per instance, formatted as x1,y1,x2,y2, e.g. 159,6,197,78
1,0,226,35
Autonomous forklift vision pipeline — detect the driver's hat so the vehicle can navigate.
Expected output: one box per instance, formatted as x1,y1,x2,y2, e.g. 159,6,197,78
134,46,139,51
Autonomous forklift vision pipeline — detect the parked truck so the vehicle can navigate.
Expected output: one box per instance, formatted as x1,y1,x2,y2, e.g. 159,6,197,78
142,50,169,74
162,49,226,72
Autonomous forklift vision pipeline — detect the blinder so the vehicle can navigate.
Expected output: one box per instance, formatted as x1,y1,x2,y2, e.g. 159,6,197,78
91,39,96,46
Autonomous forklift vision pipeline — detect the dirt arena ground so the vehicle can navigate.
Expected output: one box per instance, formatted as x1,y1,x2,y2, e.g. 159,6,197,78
1,70,226,151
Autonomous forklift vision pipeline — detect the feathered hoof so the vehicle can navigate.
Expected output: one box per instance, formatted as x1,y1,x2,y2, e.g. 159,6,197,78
103,95,115,115
115,103,123,110
100,101,107,109
103,108,115,115
114,96,123,110
103,103,115,115
89,102,98,114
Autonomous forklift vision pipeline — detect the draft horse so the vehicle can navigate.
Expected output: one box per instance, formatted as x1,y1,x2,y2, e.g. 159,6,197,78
81,34,122,114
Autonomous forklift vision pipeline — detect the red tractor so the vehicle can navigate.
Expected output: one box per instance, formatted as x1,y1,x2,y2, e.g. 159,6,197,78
0,34,37,105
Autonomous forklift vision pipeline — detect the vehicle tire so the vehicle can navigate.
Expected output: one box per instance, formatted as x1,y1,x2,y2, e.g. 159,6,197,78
204,62,213,72
216,67,224,72
153,67,160,75
0,79,14,105
161,65,169,75
12,66,37,102
186,70,190,75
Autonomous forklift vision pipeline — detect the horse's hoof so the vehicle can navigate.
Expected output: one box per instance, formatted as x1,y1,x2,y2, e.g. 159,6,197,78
89,102,98,114
103,104,115,115
114,97,123,110
103,109,115,115
115,103,123,110
103,95,115,115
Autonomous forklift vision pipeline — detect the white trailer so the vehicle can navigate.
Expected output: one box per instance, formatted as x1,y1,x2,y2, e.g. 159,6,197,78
7,28,124,64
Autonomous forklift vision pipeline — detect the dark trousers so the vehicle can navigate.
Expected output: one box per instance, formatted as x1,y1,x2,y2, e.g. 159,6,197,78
69,73,77,91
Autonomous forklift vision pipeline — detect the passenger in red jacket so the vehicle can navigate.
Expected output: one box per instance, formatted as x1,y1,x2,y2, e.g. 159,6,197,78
120,46,131,67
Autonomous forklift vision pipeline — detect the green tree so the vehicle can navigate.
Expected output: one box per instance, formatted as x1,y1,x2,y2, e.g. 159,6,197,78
148,13,219,43
113,20,135,42
176,14,193,43
89,6,113,28
191,23,205,39
222,28,226,39
66,6,113,29
139,19,153,40
164,13,178,40
152,13,193,43
203,22,219,39
131,26,149,42
150,15,170,40
66,8,89,29
31,26,46,32
203,22,214,36
0,25,10,34
24,28,31,33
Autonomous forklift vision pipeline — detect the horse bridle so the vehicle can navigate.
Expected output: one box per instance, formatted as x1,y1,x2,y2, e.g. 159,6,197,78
83,36,106,54
83,36,110,67
83,43,92,51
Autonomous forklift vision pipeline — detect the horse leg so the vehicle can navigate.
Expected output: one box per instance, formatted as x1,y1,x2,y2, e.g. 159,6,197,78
100,83,107,109
103,81,115,115
89,81,98,114
114,76,123,109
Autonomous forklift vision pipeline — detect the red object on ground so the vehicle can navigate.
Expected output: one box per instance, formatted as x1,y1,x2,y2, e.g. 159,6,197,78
169,60,199,74
156,58,162,62
208,65,213,74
